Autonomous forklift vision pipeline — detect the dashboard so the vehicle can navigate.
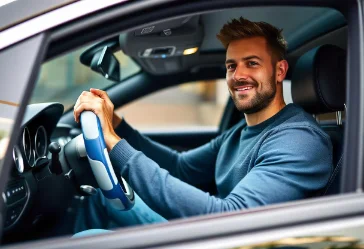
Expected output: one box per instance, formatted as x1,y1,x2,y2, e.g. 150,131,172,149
3,103,78,243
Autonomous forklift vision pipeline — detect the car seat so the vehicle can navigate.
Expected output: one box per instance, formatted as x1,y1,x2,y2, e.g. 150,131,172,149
291,44,346,196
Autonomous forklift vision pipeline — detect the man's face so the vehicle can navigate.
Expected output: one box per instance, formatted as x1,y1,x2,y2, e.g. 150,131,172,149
225,37,277,114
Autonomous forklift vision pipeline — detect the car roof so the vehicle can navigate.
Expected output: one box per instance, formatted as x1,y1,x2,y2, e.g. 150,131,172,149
0,0,77,31
0,0,126,50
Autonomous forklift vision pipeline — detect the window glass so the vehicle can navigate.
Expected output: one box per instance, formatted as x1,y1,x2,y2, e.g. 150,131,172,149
31,47,140,111
117,79,229,131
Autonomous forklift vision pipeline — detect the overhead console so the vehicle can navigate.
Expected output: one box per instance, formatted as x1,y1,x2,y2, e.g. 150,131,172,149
120,16,204,75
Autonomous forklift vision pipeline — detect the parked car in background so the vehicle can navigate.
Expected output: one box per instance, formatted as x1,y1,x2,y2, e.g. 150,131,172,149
0,0,364,248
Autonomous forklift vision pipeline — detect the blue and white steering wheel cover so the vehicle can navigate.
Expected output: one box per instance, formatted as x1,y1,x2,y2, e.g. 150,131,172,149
80,111,134,210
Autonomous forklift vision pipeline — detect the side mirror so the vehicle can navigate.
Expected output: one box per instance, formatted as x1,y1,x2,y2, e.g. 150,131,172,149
90,46,120,82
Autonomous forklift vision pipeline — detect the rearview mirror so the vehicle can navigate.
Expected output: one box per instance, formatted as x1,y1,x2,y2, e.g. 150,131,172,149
90,46,120,82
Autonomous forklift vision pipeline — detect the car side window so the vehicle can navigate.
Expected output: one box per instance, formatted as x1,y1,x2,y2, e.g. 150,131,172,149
116,80,230,131
32,47,140,111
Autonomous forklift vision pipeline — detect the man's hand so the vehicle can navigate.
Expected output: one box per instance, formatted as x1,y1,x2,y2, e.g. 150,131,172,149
74,88,121,151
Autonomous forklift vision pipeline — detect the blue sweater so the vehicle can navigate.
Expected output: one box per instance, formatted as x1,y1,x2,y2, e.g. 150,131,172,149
110,104,333,220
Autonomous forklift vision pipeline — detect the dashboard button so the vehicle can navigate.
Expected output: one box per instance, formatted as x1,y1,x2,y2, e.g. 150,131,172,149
5,203,24,227
5,181,26,205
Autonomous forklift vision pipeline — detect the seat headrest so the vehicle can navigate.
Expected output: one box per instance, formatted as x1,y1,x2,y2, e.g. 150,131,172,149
291,45,346,114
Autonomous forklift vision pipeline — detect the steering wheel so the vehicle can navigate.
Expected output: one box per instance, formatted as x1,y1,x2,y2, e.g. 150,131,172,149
79,111,135,210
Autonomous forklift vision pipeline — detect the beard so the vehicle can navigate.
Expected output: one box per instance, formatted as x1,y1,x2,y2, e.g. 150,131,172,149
230,72,277,114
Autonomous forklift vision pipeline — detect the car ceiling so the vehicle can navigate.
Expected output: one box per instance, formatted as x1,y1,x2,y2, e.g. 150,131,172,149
115,6,346,76
200,6,346,52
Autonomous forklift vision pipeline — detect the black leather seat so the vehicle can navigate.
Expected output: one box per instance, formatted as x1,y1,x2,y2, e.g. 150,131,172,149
291,44,346,195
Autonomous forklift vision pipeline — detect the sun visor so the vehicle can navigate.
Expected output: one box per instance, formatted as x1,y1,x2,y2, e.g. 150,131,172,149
120,16,203,75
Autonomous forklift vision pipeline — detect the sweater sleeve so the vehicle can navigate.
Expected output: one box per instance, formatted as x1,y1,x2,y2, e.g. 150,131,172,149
109,125,332,220
114,119,222,188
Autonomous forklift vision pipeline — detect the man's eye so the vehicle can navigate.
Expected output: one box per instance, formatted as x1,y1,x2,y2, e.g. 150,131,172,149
227,64,236,70
248,61,259,66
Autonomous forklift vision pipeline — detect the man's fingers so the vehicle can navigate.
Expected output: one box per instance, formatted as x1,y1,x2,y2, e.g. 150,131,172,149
74,102,87,123
74,91,99,121
73,98,82,122
74,89,111,123
74,101,99,123
90,88,114,110
90,88,107,98
90,88,113,105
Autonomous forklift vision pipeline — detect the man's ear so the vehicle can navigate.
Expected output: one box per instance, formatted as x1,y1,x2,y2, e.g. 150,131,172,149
276,60,289,83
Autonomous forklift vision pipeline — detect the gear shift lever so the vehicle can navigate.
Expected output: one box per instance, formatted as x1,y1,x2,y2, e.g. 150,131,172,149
49,142,62,174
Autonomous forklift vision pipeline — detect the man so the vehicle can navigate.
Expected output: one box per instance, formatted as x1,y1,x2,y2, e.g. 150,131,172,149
73,17,332,232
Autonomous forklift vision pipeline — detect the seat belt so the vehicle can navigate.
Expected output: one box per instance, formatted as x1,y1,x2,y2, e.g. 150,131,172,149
322,154,343,195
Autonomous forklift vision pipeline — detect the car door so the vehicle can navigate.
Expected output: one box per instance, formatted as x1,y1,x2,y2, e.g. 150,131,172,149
1,0,364,248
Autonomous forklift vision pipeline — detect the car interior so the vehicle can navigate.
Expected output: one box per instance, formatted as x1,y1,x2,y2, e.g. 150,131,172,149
1,4,348,245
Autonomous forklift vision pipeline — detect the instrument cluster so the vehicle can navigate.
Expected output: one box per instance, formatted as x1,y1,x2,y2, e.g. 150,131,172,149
13,125,48,173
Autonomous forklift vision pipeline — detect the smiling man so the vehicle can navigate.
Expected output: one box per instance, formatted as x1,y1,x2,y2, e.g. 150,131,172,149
73,17,332,232
220,19,288,125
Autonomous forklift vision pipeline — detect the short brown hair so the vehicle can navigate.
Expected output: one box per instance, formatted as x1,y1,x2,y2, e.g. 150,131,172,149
217,17,287,61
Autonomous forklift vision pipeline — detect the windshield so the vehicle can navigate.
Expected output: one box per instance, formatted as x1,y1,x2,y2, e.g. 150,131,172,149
31,46,140,111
